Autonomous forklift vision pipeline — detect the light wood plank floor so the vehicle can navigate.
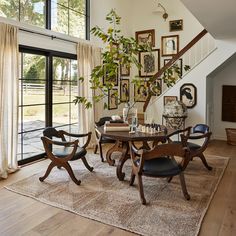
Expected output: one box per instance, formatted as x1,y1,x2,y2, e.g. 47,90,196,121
0,140,235,236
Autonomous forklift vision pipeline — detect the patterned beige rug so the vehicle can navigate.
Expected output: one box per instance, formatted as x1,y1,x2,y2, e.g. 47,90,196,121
5,154,229,236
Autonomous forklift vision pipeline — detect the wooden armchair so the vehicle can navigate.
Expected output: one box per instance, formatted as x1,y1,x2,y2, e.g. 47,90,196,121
40,127,93,185
168,124,212,170
129,137,191,205
94,117,116,162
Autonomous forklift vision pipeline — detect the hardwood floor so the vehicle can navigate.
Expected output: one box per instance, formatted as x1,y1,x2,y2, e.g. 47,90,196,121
0,140,235,236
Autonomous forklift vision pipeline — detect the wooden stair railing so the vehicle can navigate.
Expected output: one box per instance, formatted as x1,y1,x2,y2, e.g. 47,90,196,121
143,29,208,112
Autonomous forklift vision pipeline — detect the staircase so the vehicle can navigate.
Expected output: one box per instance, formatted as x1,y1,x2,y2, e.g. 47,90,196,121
144,36,236,130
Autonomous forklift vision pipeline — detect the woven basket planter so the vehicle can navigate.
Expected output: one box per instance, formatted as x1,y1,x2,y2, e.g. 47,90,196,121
225,128,236,145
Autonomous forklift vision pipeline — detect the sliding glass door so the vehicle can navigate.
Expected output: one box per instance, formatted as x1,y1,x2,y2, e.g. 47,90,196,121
18,48,78,164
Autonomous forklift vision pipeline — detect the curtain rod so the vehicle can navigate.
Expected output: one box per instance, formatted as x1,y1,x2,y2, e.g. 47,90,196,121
20,28,79,44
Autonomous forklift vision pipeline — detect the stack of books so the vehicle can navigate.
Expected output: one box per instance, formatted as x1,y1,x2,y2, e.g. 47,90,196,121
104,122,130,132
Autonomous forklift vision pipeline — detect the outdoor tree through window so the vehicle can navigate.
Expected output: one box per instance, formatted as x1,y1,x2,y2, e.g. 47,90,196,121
0,0,88,39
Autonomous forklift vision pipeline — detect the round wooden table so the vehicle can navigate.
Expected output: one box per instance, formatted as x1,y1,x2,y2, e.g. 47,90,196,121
96,126,177,181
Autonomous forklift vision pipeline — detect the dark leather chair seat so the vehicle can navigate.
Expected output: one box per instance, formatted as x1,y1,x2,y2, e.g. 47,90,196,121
173,141,200,150
136,157,181,177
53,147,87,160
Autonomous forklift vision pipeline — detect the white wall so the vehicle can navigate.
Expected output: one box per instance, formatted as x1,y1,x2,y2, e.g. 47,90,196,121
209,54,236,140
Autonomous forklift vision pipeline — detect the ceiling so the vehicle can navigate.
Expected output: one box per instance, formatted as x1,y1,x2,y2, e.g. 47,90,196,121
181,0,236,39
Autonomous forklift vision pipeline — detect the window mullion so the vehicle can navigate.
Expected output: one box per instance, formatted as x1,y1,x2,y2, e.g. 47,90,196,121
46,0,51,30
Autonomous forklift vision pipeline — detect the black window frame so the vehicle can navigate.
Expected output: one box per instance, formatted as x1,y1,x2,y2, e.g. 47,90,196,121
3,0,90,40
18,45,78,166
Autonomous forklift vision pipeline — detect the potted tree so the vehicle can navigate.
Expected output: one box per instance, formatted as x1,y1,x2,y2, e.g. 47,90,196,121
74,9,187,121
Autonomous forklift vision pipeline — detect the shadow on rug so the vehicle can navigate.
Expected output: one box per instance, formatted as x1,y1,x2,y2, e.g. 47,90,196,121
5,154,229,236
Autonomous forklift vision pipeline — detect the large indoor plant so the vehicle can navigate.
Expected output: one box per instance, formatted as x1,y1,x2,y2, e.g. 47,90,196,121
74,9,186,118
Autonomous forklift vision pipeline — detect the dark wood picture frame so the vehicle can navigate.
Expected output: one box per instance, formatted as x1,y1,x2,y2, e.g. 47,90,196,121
120,64,130,76
139,49,160,77
120,79,130,103
163,96,178,105
169,19,183,32
108,88,118,110
103,64,118,86
180,83,197,108
161,35,179,57
164,58,183,76
135,29,155,47
134,80,148,102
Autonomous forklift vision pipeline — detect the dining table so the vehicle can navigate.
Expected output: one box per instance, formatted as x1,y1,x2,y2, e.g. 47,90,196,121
96,125,178,181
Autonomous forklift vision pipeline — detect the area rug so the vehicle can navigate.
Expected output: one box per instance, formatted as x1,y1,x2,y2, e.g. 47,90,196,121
5,154,229,236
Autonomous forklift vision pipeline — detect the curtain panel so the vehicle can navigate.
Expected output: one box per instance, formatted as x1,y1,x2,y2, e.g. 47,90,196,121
77,42,101,147
0,23,19,179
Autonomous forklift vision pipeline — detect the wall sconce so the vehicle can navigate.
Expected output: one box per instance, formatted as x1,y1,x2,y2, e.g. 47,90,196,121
154,1,168,21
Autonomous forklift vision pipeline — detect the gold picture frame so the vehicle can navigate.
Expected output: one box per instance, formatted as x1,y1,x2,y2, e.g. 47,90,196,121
108,89,118,110
139,49,160,77
134,80,148,102
161,35,179,57
120,79,130,103
135,29,155,47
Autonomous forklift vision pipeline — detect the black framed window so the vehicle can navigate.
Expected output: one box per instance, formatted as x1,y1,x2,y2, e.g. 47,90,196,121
0,0,90,39
18,46,78,165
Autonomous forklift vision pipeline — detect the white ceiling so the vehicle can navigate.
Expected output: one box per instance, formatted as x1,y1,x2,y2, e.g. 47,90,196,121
181,0,236,39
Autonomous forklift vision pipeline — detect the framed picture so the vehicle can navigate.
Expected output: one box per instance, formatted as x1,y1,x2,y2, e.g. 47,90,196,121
163,96,178,105
103,64,118,86
161,35,179,57
150,78,162,96
164,58,183,76
120,64,130,76
139,49,160,77
120,79,130,103
134,80,148,102
135,29,155,47
180,83,197,108
169,19,183,32
108,89,118,110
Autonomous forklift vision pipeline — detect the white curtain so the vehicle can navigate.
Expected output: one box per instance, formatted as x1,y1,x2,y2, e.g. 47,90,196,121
0,23,19,179
77,42,101,147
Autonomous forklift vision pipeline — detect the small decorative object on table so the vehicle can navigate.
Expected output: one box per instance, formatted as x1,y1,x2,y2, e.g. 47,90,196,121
123,102,137,124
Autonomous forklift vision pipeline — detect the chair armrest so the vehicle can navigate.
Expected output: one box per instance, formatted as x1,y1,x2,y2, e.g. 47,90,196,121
59,131,92,148
167,126,192,143
167,126,192,138
188,132,211,140
59,130,91,138
41,136,78,146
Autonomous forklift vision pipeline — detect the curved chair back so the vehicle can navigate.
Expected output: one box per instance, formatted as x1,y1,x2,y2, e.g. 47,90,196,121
43,127,65,141
95,117,112,127
193,124,209,134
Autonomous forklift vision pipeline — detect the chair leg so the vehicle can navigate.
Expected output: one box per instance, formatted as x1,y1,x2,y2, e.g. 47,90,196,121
62,162,81,185
179,172,190,200
94,144,98,154
99,142,104,162
81,156,94,172
199,154,213,171
167,176,173,183
137,174,146,205
130,169,135,186
39,162,56,182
